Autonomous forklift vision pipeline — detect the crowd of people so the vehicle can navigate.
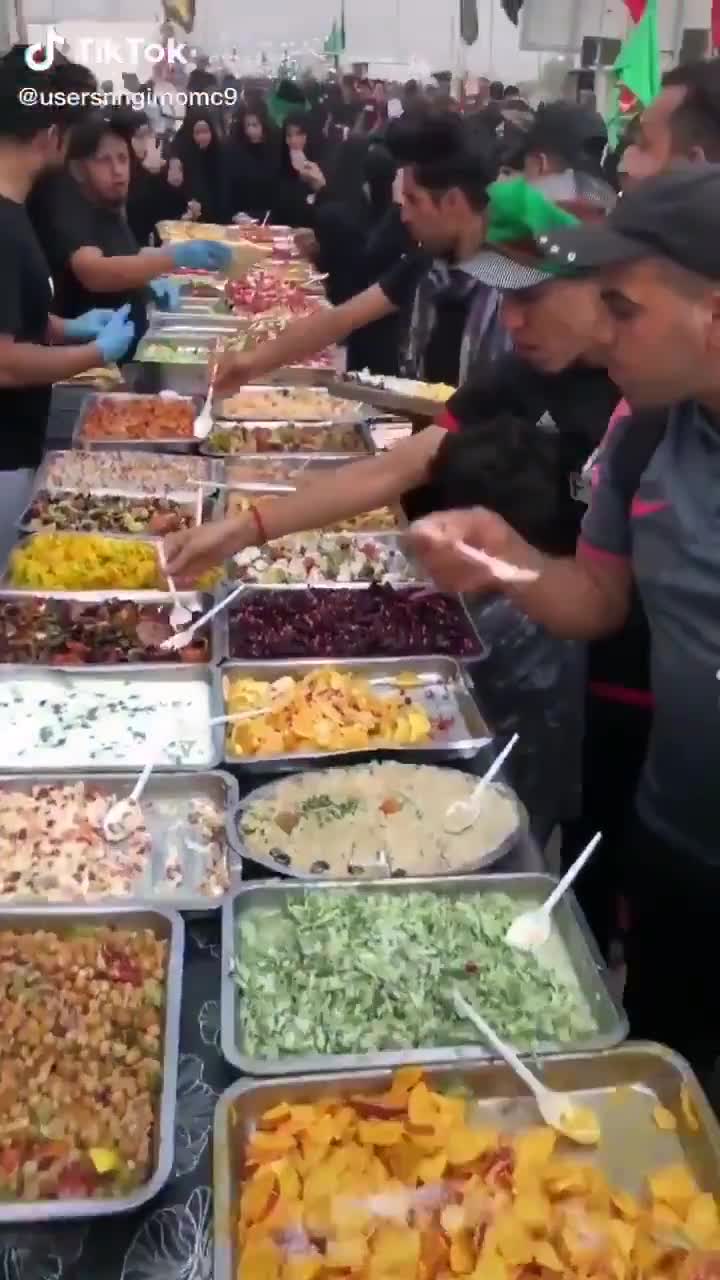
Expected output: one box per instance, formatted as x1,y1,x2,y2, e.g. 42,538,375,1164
3,39,720,1091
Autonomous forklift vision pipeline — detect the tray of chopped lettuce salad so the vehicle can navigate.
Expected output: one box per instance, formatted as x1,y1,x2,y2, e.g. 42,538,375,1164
221,874,627,1075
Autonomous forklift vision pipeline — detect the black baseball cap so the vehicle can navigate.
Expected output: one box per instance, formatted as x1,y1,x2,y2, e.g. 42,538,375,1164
522,101,607,171
536,167,720,279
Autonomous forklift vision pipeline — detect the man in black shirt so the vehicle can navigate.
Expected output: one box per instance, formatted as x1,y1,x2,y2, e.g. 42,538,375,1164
213,113,507,390
0,53,139,562
49,111,232,346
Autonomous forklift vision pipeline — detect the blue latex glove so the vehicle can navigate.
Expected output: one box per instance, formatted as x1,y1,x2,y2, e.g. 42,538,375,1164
95,304,135,363
170,240,233,271
63,308,115,341
149,277,182,311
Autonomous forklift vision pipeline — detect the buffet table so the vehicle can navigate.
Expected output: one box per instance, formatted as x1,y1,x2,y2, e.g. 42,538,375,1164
0,250,587,1279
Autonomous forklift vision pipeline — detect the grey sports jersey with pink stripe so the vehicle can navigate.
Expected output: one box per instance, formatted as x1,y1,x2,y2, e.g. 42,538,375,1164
581,403,720,858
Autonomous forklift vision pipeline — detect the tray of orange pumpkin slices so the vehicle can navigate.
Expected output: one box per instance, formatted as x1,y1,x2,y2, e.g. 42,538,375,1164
214,1046,720,1280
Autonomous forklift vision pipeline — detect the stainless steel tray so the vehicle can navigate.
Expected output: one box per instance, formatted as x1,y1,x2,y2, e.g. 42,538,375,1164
221,874,628,1075
147,314,241,337
217,655,490,771
223,531,427,591
217,486,403,534
219,455,360,488
16,490,210,538
0,665,223,772
134,334,220,364
226,767,522,881
73,392,198,453
200,420,372,458
34,449,218,497
216,385,365,424
0,903,183,1223
216,582,484,664
0,589,217,670
214,1042,720,1280
0,771,238,909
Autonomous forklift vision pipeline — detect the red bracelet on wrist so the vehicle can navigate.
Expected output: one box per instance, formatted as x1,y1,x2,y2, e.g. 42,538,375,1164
248,503,268,545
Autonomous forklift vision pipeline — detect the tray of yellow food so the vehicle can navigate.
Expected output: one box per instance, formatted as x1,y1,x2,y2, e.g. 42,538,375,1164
319,372,456,419
214,1047,720,1280
217,657,490,770
222,489,400,532
4,532,220,593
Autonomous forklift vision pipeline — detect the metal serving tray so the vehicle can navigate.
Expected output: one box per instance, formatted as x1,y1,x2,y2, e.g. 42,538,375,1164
216,385,365,424
0,771,238,910
199,420,373,458
226,766,521,882
0,590,217,670
34,449,218,497
220,454,358,487
214,1042,719,1280
147,314,241,338
72,392,198,454
134,335,220,364
2,529,173,590
0,666,224,772
217,486,402,534
217,655,490,772
0,903,183,1224
220,874,628,1075
16,490,211,539
223,531,425,591
215,584,485,665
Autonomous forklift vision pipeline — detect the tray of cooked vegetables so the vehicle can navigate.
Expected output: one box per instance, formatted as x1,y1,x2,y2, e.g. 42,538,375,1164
0,773,236,907
220,585,484,661
218,657,490,769
4,532,220,592
18,490,205,536
214,1048,720,1280
0,905,182,1220
220,874,626,1073
0,592,214,667
227,533,422,587
203,421,370,455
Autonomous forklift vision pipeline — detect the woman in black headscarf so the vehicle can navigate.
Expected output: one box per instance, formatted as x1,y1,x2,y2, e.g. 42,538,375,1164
272,110,333,227
227,102,282,222
125,112,195,244
171,107,228,223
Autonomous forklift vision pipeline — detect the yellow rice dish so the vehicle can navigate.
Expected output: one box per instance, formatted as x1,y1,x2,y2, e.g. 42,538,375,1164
8,532,219,592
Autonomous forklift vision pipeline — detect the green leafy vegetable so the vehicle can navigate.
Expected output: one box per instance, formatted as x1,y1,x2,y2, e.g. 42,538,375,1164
234,890,597,1059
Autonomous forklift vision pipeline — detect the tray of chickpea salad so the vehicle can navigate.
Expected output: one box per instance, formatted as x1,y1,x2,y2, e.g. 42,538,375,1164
0,904,183,1221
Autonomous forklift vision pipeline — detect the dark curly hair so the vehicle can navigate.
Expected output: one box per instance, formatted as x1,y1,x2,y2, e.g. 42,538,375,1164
428,414,573,554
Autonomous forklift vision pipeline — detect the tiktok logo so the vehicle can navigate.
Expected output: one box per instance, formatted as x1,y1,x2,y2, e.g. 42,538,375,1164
24,26,64,70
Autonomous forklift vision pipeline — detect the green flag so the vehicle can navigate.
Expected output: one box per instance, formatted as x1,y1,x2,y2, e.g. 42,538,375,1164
607,0,661,147
324,5,346,56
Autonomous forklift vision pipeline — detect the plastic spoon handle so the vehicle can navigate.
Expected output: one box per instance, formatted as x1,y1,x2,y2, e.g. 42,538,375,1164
453,990,545,1097
179,584,246,642
544,832,603,914
472,733,518,798
129,752,158,804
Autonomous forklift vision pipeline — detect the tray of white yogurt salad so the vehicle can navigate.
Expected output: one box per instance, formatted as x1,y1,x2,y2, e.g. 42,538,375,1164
228,761,525,880
0,771,238,909
0,667,223,772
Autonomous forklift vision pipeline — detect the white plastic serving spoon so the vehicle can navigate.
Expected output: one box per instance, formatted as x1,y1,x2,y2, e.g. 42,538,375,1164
193,341,222,441
161,583,245,652
156,542,192,629
452,990,600,1144
455,539,540,584
505,831,603,952
444,733,519,834
102,706,274,841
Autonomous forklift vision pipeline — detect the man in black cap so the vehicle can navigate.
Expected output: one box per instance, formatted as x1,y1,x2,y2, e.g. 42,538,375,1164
518,101,614,206
407,167,720,1083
